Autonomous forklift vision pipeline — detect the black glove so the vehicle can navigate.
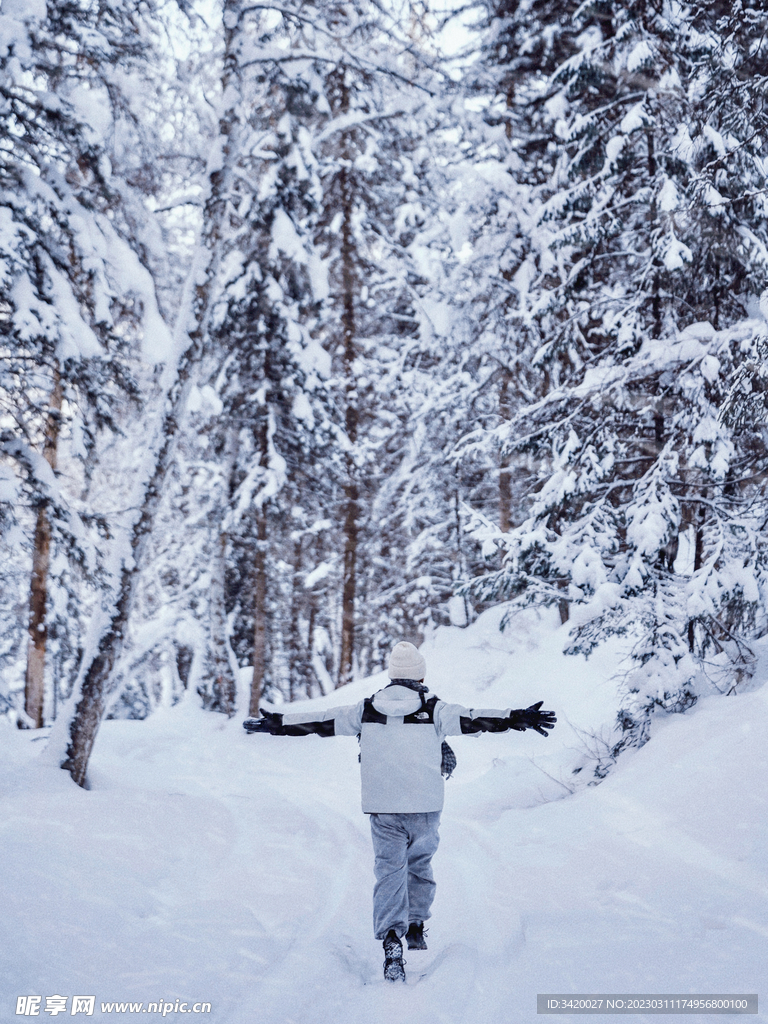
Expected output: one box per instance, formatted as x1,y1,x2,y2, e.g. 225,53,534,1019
507,701,556,737
243,710,284,735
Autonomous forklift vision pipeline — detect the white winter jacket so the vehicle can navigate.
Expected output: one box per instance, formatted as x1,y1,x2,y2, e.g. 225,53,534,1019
279,684,513,814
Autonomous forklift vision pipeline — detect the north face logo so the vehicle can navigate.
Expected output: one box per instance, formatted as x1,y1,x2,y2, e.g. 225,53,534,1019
413,711,430,720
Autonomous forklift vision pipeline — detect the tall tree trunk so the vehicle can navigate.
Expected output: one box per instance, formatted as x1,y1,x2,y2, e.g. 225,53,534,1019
210,528,236,715
337,152,359,689
647,130,663,339
24,366,63,727
250,511,268,715
249,345,272,712
338,474,358,687
498,367,513,534
306,597,317,692
59,0,243,786
288,535,308,702
558,585,570,625
209,428,237,715
687,506,706,653
453,488,471,627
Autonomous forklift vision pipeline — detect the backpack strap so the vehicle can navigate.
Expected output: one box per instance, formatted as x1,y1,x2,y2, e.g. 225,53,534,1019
361,696,387,724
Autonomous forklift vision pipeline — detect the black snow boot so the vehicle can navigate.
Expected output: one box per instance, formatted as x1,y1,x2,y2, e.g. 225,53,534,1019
405,921,428,950
382,929,406,982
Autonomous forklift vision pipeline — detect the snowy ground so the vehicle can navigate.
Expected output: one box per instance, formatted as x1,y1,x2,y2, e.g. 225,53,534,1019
2,608,766,1024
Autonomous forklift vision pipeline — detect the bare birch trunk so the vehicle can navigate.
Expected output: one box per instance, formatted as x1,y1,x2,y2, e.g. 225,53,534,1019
60,0,243,786
24,367,63,727
60,340,206,785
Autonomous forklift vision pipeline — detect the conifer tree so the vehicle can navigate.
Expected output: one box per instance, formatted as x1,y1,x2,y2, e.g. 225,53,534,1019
466,0,768,759
0,0,171,728
175,0,450,703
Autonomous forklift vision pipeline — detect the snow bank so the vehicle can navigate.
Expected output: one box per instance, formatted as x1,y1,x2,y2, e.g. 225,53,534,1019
1,609,765,1023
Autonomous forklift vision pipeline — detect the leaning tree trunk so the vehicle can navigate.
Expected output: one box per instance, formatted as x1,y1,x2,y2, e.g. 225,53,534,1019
59,0,243,786
24,366,63,727
60,334,207,785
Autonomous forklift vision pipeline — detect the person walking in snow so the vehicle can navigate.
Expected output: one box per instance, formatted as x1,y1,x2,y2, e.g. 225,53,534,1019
243,641,556,983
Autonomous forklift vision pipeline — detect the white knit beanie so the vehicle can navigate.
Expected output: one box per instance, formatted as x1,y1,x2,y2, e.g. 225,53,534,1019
388,641,426,681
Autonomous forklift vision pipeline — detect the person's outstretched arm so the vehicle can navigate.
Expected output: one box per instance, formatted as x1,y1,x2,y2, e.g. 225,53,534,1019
243,702,363,737
436,700,556,738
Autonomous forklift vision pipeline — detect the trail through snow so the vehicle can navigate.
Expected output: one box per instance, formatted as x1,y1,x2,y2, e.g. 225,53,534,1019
2,609,766,1023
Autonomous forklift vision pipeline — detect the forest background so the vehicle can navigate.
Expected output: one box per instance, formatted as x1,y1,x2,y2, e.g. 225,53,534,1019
1,0,767,788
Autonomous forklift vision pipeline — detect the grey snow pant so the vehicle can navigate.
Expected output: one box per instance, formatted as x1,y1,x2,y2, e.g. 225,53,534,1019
369,811,441,940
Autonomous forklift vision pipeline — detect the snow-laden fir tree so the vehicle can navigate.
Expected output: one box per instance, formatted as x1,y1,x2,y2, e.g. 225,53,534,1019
141,0,459,710
397,0,585,620
465,0,768,767
311,10,447,684
0,0,172,728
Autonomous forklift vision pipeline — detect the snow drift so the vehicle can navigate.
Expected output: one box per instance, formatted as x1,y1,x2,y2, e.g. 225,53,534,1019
1,609,766,1023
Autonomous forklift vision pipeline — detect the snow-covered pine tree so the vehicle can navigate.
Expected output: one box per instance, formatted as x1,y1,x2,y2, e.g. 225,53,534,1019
398,0,584,629
0,0,172,728
367,108,510,635
157,0,346,712
315,0,557,643
164,0,456,703
27,5,231,727
209,21,335,710
465,0,768,765
312,10,440,684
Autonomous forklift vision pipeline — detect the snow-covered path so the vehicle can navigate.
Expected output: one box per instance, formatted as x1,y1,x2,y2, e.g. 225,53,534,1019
3,613,766,1023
